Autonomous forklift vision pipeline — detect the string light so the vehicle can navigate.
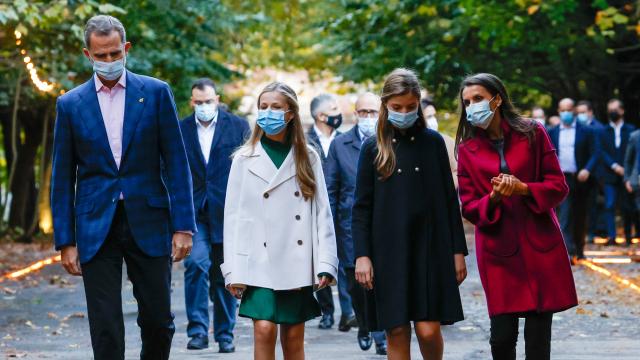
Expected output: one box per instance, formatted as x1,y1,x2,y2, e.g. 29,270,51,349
580,259,640,294
0,255,61,282
13,30,56,93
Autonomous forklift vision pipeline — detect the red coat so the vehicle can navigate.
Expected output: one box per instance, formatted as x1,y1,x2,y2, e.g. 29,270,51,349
457,120,578,317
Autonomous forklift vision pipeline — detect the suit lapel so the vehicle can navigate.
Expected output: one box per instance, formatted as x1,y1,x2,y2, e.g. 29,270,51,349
186,115,206,171
77,78,118,171
206,110,228,172
121,71,146,160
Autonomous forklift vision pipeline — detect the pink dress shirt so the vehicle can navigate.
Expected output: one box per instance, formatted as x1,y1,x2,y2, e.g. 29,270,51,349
94,73,126,169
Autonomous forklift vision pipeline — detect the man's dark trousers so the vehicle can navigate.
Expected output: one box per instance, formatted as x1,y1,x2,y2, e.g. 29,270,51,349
81,202,174,360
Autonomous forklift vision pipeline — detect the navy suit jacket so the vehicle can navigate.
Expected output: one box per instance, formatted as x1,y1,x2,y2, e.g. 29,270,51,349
51,71,197,263
180,110,250,243
548,122,599,173
306,126,341,173
325,126,362,267
599,122,636,184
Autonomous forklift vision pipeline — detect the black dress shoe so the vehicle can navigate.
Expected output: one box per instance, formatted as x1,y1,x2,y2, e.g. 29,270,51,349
338,314,357,332
375,342,388,355
358,334,373,351
218,340,235,353
187,334,209,350
318,314,334,329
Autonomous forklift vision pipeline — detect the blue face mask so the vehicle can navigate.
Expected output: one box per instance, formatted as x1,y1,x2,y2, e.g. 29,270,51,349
358,116,377,138
576,113,588,124
92,56,126,81
195,103,217,122
466,96,496,130
387,108,419,129
257,109,289,135
560,111,574,125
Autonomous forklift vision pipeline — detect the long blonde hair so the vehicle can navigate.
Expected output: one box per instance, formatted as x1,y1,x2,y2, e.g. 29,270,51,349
243,82,316,200
375,68,426,180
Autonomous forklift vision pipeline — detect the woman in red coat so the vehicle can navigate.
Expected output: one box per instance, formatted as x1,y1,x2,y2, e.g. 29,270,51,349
456,73,578,360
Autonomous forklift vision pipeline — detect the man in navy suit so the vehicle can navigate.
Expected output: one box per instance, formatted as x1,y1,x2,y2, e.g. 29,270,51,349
325,93,387,355
306,94,356,331
600,99,638,246
179,78,250,352
51,15,196,360
576,100,607,243
549,98,598,261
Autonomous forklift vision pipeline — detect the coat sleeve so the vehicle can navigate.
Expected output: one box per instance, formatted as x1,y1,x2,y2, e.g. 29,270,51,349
599,129,617,168
522,127,569,214
351,139,376,258
435,135,468,255
157,84,197,233
50,97,77,250
457,144,503,228
220,154,243,286
325,142,341,229
312,150,339,280
624,131,638,182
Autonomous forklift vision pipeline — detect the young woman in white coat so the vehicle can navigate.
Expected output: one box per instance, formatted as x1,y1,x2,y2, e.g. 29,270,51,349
221,82,339,360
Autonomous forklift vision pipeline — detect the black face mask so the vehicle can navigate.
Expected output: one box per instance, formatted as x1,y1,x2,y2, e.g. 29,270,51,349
609,111,621,122
326,114,343,129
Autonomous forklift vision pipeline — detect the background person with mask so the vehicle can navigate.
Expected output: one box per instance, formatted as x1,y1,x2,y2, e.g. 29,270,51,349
531,106,547,127
306,94,354,331
421,97,458,188
548,98,599,262
325,92,387,355
179,78,250,352
51,15,196,360
600,99,638,246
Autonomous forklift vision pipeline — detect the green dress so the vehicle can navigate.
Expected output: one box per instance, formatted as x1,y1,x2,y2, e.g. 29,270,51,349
237,135,322,324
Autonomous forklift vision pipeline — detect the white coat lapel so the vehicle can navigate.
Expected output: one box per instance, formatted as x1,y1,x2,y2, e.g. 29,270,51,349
266,147,296,193
247,142,277,184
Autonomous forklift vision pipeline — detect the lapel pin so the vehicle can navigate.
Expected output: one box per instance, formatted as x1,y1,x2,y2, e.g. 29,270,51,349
139,98,144,103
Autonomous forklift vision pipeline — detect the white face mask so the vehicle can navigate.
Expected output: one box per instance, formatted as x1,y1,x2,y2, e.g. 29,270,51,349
195,103,218,122
426,116,438,131
358,116,377,138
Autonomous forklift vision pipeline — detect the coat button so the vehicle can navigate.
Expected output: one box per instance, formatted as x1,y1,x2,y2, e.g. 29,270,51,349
415,167,420,172
410,136,415,141
392,138,397,143
294,191,300,197
263,193,269,199
397,168,402,174
264,242,267,247
297,240,303,245
295,215,301,220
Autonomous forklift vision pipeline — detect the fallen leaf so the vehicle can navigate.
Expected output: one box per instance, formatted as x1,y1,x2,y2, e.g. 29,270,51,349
47,312,58,319
576,308,593,316
24,321,38,329
600,312,609,318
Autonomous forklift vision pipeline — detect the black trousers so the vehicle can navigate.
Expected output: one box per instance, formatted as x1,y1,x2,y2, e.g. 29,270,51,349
490,312,553,360
557,173,589,257
81,202,174,360
315,285,335,316
345,267,370,337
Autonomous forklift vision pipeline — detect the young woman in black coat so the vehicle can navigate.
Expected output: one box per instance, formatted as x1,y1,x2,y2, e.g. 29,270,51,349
352,68,468,360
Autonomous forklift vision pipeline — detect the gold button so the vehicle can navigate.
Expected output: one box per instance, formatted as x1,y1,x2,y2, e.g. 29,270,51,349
415,167,420,172
397,168,402,174
392,138,397,143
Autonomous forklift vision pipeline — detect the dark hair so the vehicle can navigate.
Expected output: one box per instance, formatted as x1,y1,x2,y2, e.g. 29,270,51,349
455,73,536,154
608,98,624,109
84,15,126,49
576,100,593,111
191,78,217,93
421,96,435,109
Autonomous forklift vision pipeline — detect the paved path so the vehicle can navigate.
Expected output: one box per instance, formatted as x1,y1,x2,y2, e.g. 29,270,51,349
1,225,639,359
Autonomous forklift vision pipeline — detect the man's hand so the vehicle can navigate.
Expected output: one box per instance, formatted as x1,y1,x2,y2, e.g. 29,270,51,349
454,254,467,285
171,232,193,262
626,181,634,194
355,256,374,290
577,169,590,183
613,164,625,177
61,246,81,276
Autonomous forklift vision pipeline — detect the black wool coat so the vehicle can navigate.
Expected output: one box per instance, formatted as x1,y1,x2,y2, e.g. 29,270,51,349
351,124,468,330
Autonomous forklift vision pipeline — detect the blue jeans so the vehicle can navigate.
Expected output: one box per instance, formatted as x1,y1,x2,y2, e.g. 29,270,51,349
184,221,237,342
337,265,353,317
